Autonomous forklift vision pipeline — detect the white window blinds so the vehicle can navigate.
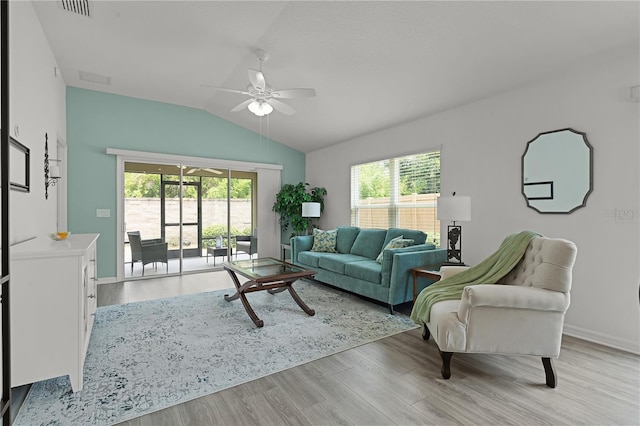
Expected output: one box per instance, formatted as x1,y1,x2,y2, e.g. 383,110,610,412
350,150,441,245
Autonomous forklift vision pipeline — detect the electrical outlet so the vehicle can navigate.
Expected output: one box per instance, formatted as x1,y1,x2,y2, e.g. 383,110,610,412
96,209,111,218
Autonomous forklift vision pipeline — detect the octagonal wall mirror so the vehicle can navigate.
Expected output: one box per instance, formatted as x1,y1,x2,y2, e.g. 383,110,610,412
522,128,593,214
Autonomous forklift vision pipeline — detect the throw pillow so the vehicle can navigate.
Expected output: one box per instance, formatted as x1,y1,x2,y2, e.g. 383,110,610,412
350,229,388,259
311,228,338,253
375,235,414,263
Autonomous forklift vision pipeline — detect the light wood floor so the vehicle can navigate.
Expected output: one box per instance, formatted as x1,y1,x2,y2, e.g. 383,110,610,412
97,269,235,307
97,272,640,426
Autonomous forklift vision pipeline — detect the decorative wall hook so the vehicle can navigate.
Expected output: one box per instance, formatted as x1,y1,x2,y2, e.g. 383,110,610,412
44,133,61,199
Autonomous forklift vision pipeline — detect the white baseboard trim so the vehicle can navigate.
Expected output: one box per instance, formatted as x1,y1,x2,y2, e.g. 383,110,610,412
98,276,117,285
563,324,640,355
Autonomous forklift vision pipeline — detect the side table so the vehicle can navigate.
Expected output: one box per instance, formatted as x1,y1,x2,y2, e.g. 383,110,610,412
281,243,291,261
207,246,233,266
411,266,442,303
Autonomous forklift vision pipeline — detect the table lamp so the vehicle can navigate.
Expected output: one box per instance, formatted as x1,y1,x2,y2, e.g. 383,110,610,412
301,202,321,235
437,194,471,264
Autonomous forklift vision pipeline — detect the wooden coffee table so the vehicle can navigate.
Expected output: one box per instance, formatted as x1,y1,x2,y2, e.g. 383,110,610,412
223,257,317,327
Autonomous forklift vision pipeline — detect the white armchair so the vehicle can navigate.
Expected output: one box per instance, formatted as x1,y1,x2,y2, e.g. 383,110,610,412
422,236,577,387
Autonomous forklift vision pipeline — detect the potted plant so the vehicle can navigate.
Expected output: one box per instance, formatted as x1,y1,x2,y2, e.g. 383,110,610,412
273,182,327,236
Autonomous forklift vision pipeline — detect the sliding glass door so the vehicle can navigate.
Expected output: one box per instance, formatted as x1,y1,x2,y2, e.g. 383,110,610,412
229,172,257,261
162,177,201,260
198,169,231,270
123,161,255,279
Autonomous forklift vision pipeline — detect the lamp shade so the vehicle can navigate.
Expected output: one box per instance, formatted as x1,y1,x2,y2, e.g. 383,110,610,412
301,202,321,218
437,196,471,221
49,165,61,179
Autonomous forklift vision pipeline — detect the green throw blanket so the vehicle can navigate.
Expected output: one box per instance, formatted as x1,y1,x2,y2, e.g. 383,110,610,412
410,230,541,324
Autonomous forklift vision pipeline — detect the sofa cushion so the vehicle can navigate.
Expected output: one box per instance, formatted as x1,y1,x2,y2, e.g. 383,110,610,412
382,228,427,247
376,236,415,263
350,229,387,260
318,253,369,274
345,260,382,284
297,251,323,267
311,228,337,253
336,226,360,254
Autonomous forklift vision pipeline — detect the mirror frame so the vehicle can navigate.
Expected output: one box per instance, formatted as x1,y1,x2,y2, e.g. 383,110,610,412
521,128,593,214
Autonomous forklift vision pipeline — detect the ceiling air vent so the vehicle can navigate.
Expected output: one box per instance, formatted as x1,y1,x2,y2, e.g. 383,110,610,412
79,70,111,85
60,0,90,17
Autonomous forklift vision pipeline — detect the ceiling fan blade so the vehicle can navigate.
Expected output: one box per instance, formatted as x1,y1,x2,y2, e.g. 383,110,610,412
267,98,295,115
186,168,196,174
248,68,266,91
271,88,316,99
231,98,254,112
204,168,223,175
200,84,250,96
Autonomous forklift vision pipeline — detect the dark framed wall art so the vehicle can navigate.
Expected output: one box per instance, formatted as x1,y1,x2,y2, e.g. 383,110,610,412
9,136,30,192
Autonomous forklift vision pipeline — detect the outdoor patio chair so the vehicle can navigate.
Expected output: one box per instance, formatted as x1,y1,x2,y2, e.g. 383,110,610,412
235,235,257,259
127,231,169,276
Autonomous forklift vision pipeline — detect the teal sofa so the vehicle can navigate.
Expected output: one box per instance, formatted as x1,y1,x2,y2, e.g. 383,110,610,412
290,227,447,313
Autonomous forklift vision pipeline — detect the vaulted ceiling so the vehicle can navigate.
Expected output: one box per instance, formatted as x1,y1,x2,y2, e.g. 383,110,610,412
32,1,640,153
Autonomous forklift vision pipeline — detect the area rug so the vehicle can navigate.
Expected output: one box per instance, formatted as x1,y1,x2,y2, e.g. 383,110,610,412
14,280,417,425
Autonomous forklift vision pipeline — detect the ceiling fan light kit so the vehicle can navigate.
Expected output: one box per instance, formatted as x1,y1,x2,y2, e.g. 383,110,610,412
202,49,316,117
248,100,273,116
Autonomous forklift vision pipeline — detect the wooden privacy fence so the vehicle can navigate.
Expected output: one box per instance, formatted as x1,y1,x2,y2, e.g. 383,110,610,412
353,193,440,244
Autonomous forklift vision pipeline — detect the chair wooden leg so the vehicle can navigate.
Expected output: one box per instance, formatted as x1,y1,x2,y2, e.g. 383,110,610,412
422,324,430,341
389,304,395,315
440,351,453,379
542,357,557,388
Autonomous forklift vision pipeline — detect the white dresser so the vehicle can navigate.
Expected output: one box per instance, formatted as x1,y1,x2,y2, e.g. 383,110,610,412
10,233,99,392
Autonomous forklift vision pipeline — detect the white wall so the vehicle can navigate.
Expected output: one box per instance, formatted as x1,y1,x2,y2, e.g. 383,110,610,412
7,1,66,245
307,45,640,354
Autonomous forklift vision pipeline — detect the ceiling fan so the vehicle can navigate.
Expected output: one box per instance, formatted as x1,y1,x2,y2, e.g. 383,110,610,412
202,49,316,116
177,165,223,175
187,167,222,175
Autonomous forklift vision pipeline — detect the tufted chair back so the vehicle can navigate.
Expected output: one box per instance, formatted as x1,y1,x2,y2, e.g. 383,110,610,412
498,237,577,293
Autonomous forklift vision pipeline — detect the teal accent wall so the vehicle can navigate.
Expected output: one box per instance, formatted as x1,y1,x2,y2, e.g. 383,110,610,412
67,87,306,278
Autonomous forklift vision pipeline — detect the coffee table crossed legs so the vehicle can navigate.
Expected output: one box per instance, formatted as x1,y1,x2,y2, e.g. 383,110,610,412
224,269,316,327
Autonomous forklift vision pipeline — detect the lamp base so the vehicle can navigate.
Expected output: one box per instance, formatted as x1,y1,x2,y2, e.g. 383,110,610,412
446,224,463,264
442,261,468,267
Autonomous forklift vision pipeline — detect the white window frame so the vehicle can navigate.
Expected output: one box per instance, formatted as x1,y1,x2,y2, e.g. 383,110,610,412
350,148,441,244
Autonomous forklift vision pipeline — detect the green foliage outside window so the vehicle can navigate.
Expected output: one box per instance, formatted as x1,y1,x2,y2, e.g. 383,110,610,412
124,172,252,199
357,162,390,199
201,225,252,249
125,173,161,198
398,153,440,195
357,152,440,199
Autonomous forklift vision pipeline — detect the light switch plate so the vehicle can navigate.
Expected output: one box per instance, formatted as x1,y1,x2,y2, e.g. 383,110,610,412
96,209,111,218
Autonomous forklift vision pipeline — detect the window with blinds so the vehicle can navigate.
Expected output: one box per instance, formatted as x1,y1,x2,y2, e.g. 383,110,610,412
350,150,441,245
